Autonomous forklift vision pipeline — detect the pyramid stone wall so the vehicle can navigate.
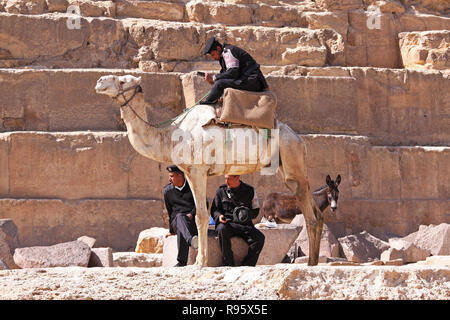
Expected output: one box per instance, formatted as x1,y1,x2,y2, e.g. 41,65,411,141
0,0,448,250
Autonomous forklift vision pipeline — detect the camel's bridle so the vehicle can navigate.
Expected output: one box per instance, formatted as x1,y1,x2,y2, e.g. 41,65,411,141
113,82,212,128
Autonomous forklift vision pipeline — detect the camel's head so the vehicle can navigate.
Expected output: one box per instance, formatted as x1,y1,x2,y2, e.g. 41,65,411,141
95,75,142,98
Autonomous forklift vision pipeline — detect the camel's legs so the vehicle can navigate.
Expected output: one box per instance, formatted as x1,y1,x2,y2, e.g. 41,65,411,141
278,126,323,266
184,169,209,267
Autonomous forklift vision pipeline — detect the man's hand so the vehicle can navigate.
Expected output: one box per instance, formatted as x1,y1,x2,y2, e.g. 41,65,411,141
219,215,228,224
205,73,215,85
186,213,194,220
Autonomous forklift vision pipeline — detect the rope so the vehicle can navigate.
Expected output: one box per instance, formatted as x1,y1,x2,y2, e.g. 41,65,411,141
118,87,211,129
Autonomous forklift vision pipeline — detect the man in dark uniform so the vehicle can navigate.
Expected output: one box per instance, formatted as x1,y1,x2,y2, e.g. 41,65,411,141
210,175,265,266
163,165,198,267
200,36,269,106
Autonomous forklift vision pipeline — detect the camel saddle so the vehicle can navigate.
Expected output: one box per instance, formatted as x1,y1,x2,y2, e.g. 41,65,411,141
219,88,277,129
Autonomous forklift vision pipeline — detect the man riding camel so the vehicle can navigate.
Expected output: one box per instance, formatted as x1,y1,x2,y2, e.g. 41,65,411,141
200,37,269,106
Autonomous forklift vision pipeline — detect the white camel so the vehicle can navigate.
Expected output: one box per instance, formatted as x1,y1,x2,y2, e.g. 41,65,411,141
95,74,324,266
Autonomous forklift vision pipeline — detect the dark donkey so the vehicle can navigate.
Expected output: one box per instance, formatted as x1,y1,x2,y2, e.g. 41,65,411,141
262,175,341,224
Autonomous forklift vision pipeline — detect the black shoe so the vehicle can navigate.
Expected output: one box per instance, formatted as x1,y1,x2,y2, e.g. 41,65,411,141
174,262,186,267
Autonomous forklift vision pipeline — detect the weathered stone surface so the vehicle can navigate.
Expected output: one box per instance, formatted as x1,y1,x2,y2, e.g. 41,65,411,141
338,231,390,262
0,69,183,132
77,236,96,248
163,225,301,267
399,31,450,70
0,219,21,253
113,252,162,267
3,0,46,14
0,199,165,251
89,247,113,267
316,0,364,11
402,223,450,255
13,240,91,268
1,68,448,147
0,264,447,299
0,13,137,69
0,132,165,200
116,0,184,21
135,227,168,254
381,239,431,263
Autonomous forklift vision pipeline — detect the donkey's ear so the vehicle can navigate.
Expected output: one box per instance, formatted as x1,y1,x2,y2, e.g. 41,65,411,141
335,174,341,186
326,175,332,186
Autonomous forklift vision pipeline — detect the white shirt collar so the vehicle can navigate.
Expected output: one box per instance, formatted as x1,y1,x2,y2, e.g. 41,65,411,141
174,179,186,191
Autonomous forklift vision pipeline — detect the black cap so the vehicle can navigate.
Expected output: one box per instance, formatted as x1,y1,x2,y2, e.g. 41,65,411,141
166,165,183,174
203,37,221,55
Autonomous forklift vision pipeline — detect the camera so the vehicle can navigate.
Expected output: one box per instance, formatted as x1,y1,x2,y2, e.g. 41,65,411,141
232,206,252,224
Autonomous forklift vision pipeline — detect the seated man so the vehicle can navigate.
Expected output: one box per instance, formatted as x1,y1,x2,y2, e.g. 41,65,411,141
201,36,269,106
163,165,198,267
210,175,265,266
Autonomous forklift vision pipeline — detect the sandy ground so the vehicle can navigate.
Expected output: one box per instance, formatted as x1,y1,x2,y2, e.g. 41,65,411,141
0,264,448,300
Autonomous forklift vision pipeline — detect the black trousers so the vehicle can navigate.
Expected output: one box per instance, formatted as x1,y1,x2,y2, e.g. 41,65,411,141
216,222,265,267
202,78,264,105
171,214,198,265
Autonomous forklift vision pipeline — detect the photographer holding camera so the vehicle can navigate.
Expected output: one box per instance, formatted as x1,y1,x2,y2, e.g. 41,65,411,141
210,175,265,267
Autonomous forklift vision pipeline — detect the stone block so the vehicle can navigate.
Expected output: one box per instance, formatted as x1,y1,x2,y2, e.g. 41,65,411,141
338,231,390,263
0,198,165,251
135,227,168,254
381,239,431,263
113,252,162,267
404,223,450,256
2,132,164,199
77,236,96,248
162,225,300,267
89,247,113,267
116,0,185,21
399,31,450,70
13,240,91,268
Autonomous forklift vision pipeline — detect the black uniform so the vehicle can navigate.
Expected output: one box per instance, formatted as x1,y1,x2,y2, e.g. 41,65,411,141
163,181,197,266
210,181,265,266
202,43,269,105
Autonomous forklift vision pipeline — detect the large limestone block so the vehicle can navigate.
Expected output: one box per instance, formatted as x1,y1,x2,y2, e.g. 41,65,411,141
399,31,450,70
333,199,450,240
125,20,343,67
345,11,401,68
381,239,431,263
0,198,165,251
116,0,185,21
135,227,168,254
0,68,183,132
316,0,364,11
403,223,450,255
163,225,300,267
1,132,164,199
13,240,91,268
113,252,162,267
186,1,252,25
88,247,114,267
4,0,46,14
0,13,136,68
338,231,390,262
